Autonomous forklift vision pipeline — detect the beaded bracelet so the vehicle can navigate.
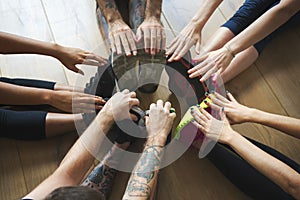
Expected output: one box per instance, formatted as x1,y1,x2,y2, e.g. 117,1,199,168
224,45,235,58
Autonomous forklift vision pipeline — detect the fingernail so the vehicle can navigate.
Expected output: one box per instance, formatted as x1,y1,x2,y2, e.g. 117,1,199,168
226,90,230,93
191,119,195,122
205,91,209,96
196,104,200,107
204,100,207,103
222,107,224,112
191,107,194,110
211,90,215,94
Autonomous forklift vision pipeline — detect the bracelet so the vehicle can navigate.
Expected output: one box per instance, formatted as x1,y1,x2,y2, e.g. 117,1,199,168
224,45,235,58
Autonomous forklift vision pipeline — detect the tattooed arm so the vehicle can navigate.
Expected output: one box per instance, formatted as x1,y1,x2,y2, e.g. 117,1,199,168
123,100,176,199
96,0,137,55
82,142,130,199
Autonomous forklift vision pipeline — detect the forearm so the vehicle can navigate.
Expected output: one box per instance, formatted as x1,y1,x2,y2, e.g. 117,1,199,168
0,81,53,105
190,0,223,29
96,0,122,23
226,0,300,55
122,135,166,200
145,0,163,19
0,32,62,57
82,142,129,198
248,109,300,139
25,112,114,199
227,132,300,198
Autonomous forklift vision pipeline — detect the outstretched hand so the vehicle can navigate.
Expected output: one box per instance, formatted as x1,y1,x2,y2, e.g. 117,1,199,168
50,90,105,113
108,19,137,56
209,92,254,124
190,105,233,144
136,17,166,55
166,21,202,62
56,45,107,75
188,46,234,82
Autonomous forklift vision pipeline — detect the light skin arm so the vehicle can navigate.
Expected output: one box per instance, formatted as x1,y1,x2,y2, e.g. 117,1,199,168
210,91,300,139
166,0,223,61
0,32,106,74
97,0,137,55
0,81,104,113
190,0,300,82
136,0,165,55
191,106,300,199
226,0,300,55
123,100,176,200
24,90,140,199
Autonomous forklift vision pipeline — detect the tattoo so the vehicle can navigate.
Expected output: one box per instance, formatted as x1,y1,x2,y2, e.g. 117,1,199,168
104,0,115,9
123,146,164,199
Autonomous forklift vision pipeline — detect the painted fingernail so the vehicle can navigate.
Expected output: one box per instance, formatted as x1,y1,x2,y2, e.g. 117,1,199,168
205,91,209,96
196,104,200,107
226,90,230,93
211,90,215,93
222,107,225,112
191,119,195,122
204,100,207,103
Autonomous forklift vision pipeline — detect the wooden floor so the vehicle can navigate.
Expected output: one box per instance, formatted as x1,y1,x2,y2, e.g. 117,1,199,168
0,0,299,199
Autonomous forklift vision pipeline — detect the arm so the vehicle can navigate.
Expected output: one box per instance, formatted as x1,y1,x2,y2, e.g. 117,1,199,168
136,0,165,54
0,81,104,113
190,0,300,82
210,91,300,139
123,100,176,200
191,106,300,199
81,142,130,199
0,32,106,74
226,0,300,55
24,90,140,199
166,0,223,61
97,0,137,56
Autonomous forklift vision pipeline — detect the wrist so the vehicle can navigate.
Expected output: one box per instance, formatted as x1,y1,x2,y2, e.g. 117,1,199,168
146,133,167,146
246,108,259,123
224,130,240,145
43,90,54,106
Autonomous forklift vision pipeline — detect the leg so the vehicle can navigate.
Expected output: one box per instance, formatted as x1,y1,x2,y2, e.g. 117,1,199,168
208,137,299,199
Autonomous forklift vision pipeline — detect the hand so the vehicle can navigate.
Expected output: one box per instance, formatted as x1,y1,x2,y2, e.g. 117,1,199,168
208,92,254,124
145,100,176,143
188,46,234,82
190,105,235,144
136,17,166,55
101,89,140,121
55,45,107,75
166,21,202,62
108,19,137,56
49,90,105,113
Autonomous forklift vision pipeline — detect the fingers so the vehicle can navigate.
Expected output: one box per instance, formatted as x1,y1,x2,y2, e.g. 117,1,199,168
161,30,166,51
109,33,116,54
143,27,150,53
150,28,156,55
195,41,201,54
226,91,237,102
189,60,215,79
113,34,122,55
166,36,180,56
119,33,131,56
157,99,164,109
200,64,217,82
156,29,162,53
214,92,230,104
210,94,226,107
198,106,212,120
127,31,137,56
84,53,106,64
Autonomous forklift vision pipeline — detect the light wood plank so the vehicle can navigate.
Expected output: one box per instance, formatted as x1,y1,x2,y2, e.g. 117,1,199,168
0,138,27,200
0,0,68,84
218,0,244,20
41,0,109,86
256,28,300,118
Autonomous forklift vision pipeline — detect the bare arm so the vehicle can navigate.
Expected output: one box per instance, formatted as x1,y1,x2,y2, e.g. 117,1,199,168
226,0,300,55
0,32,106,73
211,92,300,139
123,100,176,200
228,131,300,199
0,81,103,113
191,106,300,199
24,90,140,199
167,0,223,60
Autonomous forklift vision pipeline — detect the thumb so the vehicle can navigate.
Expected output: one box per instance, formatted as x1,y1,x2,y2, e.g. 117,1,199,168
195,41,201,55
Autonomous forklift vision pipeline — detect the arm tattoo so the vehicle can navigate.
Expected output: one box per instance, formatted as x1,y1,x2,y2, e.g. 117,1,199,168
103,0,116,9
123,146,164,199
82,146,124,199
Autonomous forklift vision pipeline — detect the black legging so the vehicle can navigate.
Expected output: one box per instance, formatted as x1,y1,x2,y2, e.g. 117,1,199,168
0,77,55,140
208,137,300,199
